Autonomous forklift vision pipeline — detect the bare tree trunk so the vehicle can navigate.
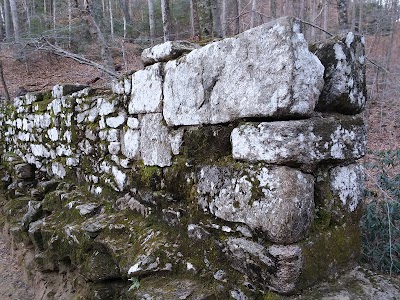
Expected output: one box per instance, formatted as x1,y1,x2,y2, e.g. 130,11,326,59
109,0,114,42
270,0,277,19
161,0,172,41
310,0,316,40
76,0,116,78
22,0,31,34
251,0,257,28
211,0,222,37
148,0,155,44
351,0,357,32
52,0,56,32
232,0,240,34
68,0,72,46
299,0,305,20
44,0,47,14
337,0,349,32
118,0,133,37
190,0,201,40
0,61,10,103
3,0,12,41
221,0,227,37
358,0,363,33
0,4,4,40
9,0,19,42
322,0,329,37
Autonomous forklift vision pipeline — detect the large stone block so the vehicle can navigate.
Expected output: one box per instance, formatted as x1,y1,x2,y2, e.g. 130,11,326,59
312,33,366,114
140,113,172,167
197,164,314,244
129,63,163,114
231,115,366,165
163,17,324,126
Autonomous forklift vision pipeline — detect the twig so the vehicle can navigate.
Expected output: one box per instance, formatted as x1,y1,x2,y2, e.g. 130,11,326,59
38,38,118,78
297,19,334,37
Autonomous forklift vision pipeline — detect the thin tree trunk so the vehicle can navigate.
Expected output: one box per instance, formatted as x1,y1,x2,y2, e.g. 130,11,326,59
211,0,222,37
0,4,4,40
76,0,116,78
337,0,349,32
161,0,172,41
232,0,240,34
221,0,227,37
118,0,133,37
148,0,155,44
299,0,305,20
351,0,357,32
4,0,12,41
310,0,316,40
270,0,277,19
51,0,57,31
109,0,114,42
44,0,47,14
190,0,201,40
22,0,31,34
358,0,363,33
251,0,257,28
68,0,72,46
9,0,19,42
0,61,10,103
323,0,329,37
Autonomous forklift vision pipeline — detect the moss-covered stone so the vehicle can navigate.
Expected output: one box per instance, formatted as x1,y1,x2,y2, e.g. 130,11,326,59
298,222,361,289
182,124,234,164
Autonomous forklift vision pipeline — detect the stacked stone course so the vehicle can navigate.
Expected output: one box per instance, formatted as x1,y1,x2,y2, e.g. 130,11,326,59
0,17,367,298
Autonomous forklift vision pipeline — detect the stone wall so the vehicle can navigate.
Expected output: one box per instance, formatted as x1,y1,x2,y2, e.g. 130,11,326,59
0,17,367,299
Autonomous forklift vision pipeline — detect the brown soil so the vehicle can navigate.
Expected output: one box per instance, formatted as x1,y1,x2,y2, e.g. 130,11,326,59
0,232,34,300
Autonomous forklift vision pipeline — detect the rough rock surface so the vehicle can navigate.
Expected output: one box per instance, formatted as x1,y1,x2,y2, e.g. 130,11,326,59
141,40,200,66
231,115,366,165
129,63,163,114
313,33,366,114
226,238,303,294
163,17,324,126
315,163,365,227
197,164,314,243
140,113,172,167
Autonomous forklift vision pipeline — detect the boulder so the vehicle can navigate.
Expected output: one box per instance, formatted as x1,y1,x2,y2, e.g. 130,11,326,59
197,164,314,244
163,17,324,126
312,33,367,114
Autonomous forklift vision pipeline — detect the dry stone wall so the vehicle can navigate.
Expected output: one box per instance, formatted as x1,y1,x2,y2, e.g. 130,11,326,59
0,17,367,299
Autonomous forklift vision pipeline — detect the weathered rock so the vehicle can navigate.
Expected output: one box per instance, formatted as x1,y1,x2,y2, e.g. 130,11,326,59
231,115,366,166
187,224,210,241
312,33,366,114
129,63,163,114
22,200,43,230
141,40,200,66
315,163,364,227
225,237,303,294
15,163,35,179
140,113,172,167
52,84,88,98
197,164,314,244
163,17,324,126
28,219,44,250
83,251,120,281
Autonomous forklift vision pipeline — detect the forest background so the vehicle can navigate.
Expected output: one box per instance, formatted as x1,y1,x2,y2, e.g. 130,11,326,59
0,0,399,276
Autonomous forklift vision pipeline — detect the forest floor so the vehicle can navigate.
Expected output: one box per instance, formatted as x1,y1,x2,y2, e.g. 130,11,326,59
0,232,34,300
0,37,399,299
